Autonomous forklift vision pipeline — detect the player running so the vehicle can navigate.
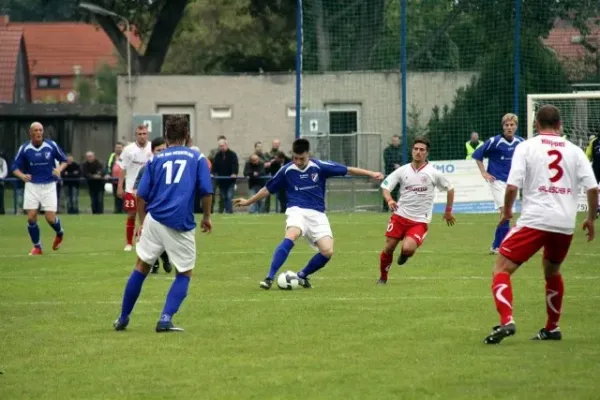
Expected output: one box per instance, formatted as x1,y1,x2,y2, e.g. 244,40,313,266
378,138,456,284
483,105,598,345
132,136,171,274
233,138,383,289
472,113,525,254
117,125,152,251
12,122,67,255
113,115,213,332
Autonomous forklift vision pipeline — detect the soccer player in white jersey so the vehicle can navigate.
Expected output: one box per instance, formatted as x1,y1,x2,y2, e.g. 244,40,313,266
12,122,67,255
378,137,456,284
113,115,213,332
117,125,152,251
484,105,598,345
472,113,525,254
234,138,384,289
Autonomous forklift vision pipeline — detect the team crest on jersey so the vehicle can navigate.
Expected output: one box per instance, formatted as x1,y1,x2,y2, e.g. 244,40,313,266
44,152,51,160
311,173,319,182
420,175,428,184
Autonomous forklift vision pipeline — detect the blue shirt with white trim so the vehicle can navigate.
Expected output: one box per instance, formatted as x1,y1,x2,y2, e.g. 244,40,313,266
265,159,348,213
472,134,525,182
137,146,213,232
12,139,67,184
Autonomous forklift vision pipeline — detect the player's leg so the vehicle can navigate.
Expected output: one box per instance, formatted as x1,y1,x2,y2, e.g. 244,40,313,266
41,183,64,251
124,193,136,251
484,226,544,344
379,215,405,283
532,233,573,340
114,215,162,330
489,182,510,254
296,235,334,288
156,226,196,332
23,183,43,255
260,226,302,289
397,223,427,266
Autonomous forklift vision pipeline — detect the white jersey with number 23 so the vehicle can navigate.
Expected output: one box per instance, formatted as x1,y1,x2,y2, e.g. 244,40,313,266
380,163,453,224
118,141,152,194
507,133,597,235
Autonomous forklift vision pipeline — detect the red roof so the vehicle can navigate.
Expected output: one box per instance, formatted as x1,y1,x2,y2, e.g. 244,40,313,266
6,21,141,77
0,27,24,102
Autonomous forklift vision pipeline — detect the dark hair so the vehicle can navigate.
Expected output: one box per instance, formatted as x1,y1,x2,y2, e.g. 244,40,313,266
292,138,310,154
115,141,124,146
536,105,561,130
151,137,166,151
254,141,262,147
164,115,189,143
413,137,430,150
217,135,226,140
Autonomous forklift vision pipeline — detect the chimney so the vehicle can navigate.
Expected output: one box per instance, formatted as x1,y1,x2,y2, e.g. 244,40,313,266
0,15,9,27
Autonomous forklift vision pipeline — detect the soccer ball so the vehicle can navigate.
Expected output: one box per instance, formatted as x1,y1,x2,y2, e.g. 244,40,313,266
277,271,300,290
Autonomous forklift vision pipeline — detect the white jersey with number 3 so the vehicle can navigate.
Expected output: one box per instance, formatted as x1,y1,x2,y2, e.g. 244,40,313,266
507,133,597,234
380,163,453,223
118,141,152,193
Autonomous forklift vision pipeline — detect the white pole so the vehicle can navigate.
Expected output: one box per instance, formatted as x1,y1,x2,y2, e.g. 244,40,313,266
526,94,535,139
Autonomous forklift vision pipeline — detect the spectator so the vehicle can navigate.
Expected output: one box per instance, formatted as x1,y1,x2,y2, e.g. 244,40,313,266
0,153,7,214
208,135,226,213
254,141,273,212
465,131,483,160
244,153,267,213
82,151,105,214
383,135,402,211
269,151,291,213
211,139,239,213
61,154,81,214
105,142,124,213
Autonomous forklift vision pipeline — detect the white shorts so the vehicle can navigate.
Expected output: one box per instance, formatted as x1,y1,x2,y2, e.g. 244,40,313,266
285,207,333,249
489,180,506,210
23,182,58,212
136,213,196,273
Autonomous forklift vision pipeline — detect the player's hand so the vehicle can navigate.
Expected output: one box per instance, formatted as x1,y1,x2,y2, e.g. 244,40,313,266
582,219,595,242
387,199,398,211
134,226,143,242
22,174,32,182
482,172,496,183
52,168,61,178
371,172,384,180
230,174,237,179
117,186,124,199
443,212,456,226
201,217,212,233
234,198,249,207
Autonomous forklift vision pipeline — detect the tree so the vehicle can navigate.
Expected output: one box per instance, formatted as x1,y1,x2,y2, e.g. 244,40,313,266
74,63,118,105
3,0,81,21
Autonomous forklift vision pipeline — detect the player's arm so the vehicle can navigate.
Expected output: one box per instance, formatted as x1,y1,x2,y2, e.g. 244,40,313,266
434,172,456,225
235,166,283,207
51,141,68,177
196,156,214,232
136,163,153,225
472,139,495,182
380,170,401,210
12,146,31,182
577,151,599,241
502,144,526,222
116,148,131,198
347,167,384,180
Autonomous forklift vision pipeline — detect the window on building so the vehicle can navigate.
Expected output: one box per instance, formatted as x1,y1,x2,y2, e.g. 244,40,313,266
37,76,60,89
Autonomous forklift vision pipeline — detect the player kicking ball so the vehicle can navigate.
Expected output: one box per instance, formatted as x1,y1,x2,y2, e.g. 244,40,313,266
483,105,598,345
113,115,213,332
12,122,67,255
233,138,383,289
472,113,525,254
378,137,456,284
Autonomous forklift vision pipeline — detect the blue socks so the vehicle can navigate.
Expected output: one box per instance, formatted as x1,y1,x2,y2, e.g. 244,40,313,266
298,253,331,279
493,220,511,249
160,274,190,323
119,269,147,321
267,238,295,279
48,217,63,237
27,222,41,248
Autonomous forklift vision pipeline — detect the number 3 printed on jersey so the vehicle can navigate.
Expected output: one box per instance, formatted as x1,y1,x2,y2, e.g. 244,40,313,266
163,160,187,184
547,150,564,183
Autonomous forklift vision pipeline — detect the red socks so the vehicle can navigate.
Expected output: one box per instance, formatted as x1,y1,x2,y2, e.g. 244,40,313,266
126,216,136,245
545,274,564,331
492,272,514,325
379,251,393,281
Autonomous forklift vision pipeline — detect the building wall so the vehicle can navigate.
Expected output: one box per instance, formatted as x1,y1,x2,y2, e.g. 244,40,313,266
117,71,476,161
31,75,79,103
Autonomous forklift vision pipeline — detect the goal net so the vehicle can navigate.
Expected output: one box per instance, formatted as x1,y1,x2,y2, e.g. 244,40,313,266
527,92,600,148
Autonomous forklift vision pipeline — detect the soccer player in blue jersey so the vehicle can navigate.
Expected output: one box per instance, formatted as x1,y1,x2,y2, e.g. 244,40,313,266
472,113,525,254
113,115,213,332
234,138,384,289
12,122,67,255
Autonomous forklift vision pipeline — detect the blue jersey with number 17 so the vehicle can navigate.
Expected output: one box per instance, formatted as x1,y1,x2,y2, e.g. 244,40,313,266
266,159,348,213
137,146,213,232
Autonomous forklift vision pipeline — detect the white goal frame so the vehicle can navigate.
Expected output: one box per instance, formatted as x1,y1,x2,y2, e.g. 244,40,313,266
526,91,600,139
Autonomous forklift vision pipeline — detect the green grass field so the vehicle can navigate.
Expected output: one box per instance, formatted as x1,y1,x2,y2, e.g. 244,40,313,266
1,213,599,399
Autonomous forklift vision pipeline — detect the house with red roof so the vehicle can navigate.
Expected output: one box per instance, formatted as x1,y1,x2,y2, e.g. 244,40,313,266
0,17,31,103
0,15,139,103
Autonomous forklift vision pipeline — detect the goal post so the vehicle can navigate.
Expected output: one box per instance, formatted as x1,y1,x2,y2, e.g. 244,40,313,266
526,92,600,148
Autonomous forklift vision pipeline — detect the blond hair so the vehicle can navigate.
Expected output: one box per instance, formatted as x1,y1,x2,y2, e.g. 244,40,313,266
501,113,518,125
